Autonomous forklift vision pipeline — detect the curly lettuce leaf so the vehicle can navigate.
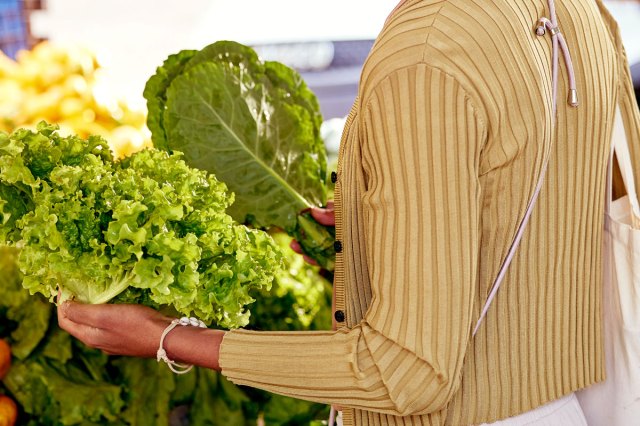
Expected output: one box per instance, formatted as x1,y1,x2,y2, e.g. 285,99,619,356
248,232,331,331
1,124,282,329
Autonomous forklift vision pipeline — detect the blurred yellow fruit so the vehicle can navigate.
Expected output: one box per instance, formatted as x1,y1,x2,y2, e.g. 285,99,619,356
59,98,85,118
0,51,18,78
62,74,89,97
1,41,151,157
110,125,153,159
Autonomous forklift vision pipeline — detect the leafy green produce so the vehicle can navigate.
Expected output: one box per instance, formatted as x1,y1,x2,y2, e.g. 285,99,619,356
0,246,50,360
249,232,332,331
1,234,331,425
144,41,336,271
112,358,175,426
143,49,197,150
263,393,330,426
190,368,250,426
0,122,282,328
4,357,124,425
0,101,330,426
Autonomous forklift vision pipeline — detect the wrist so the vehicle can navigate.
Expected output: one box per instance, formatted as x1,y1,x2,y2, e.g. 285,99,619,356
162,325,225,371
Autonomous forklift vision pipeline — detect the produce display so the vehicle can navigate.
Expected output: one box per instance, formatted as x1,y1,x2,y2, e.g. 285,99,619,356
0,340,10,380
0,394,17,426
144,41,337,272
0,123,281,328
0,42,151,159
0,241,330,425
0,41,335,425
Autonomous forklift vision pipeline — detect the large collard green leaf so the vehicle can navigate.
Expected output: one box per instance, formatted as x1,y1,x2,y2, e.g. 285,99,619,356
182,43,323,136
143,50,197,150
263,60,323,140
183,41,260,74
162,42,327,232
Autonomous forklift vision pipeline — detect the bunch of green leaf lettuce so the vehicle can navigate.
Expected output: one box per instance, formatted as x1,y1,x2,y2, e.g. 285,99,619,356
0,123,281,328
144,41,336,271
0,239,331,425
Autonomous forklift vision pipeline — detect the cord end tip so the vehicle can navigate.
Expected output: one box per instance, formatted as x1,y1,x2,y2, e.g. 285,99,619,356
568,89,579,107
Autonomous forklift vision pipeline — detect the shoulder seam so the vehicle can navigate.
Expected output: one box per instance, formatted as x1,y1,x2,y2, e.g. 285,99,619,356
361,63,488,141
421,1,447,63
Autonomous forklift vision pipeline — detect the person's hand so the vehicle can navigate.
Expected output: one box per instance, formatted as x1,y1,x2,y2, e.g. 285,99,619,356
58,301,172,358
290,201,335,266
58,299,225,370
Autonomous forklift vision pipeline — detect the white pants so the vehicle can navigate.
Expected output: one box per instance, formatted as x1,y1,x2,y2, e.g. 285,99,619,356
482,393,587,426
335,393,586,426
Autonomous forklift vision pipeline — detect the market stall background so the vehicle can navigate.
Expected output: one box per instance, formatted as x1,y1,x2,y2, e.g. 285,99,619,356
21,0,640,115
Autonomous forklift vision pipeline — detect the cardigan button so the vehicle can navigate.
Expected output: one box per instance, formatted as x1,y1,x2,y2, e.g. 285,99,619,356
334,240,343,253
330,171,338,184
334,310,345,323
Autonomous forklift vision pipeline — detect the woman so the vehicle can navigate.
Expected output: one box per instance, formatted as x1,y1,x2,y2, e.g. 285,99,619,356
59,0,640,424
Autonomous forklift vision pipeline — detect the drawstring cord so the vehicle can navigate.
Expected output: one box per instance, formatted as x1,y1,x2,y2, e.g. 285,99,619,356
473,0,579,337
329,407,336,425
536,1,579,110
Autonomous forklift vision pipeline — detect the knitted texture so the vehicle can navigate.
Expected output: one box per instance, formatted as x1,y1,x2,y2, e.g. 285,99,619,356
220,1,640,424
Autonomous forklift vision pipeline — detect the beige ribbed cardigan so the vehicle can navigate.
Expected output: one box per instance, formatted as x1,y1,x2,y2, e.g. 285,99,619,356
219,0,640,424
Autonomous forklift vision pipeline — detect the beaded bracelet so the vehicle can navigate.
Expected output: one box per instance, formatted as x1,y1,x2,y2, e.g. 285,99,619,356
157,316,206,374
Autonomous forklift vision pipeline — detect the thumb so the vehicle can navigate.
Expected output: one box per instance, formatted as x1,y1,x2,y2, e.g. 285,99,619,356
310,202,335,227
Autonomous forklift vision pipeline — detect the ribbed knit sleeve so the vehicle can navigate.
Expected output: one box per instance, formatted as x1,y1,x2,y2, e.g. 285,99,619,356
219,63,486,417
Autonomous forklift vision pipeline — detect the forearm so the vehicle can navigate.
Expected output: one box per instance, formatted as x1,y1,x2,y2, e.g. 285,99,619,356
220,326,457,416
163,326,226,371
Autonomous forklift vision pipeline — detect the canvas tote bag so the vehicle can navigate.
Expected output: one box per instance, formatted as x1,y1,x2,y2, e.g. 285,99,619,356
576,106,640,425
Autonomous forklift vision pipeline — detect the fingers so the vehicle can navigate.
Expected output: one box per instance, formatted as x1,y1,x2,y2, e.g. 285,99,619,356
290,239,303,254
58,300,108,329
310,204,336,226
57,303,103,347
290,239,320,265
303,255,319,266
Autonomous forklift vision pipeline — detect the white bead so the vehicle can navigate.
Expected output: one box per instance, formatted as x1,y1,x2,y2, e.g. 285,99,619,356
189,317,199,327
179,317,190,326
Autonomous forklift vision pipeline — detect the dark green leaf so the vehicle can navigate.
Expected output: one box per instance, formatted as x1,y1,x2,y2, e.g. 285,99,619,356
112,357,175,426
144,50,198,150
160,41,327,232
3,358,124,425
0,246,50,359
190,368,250,426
